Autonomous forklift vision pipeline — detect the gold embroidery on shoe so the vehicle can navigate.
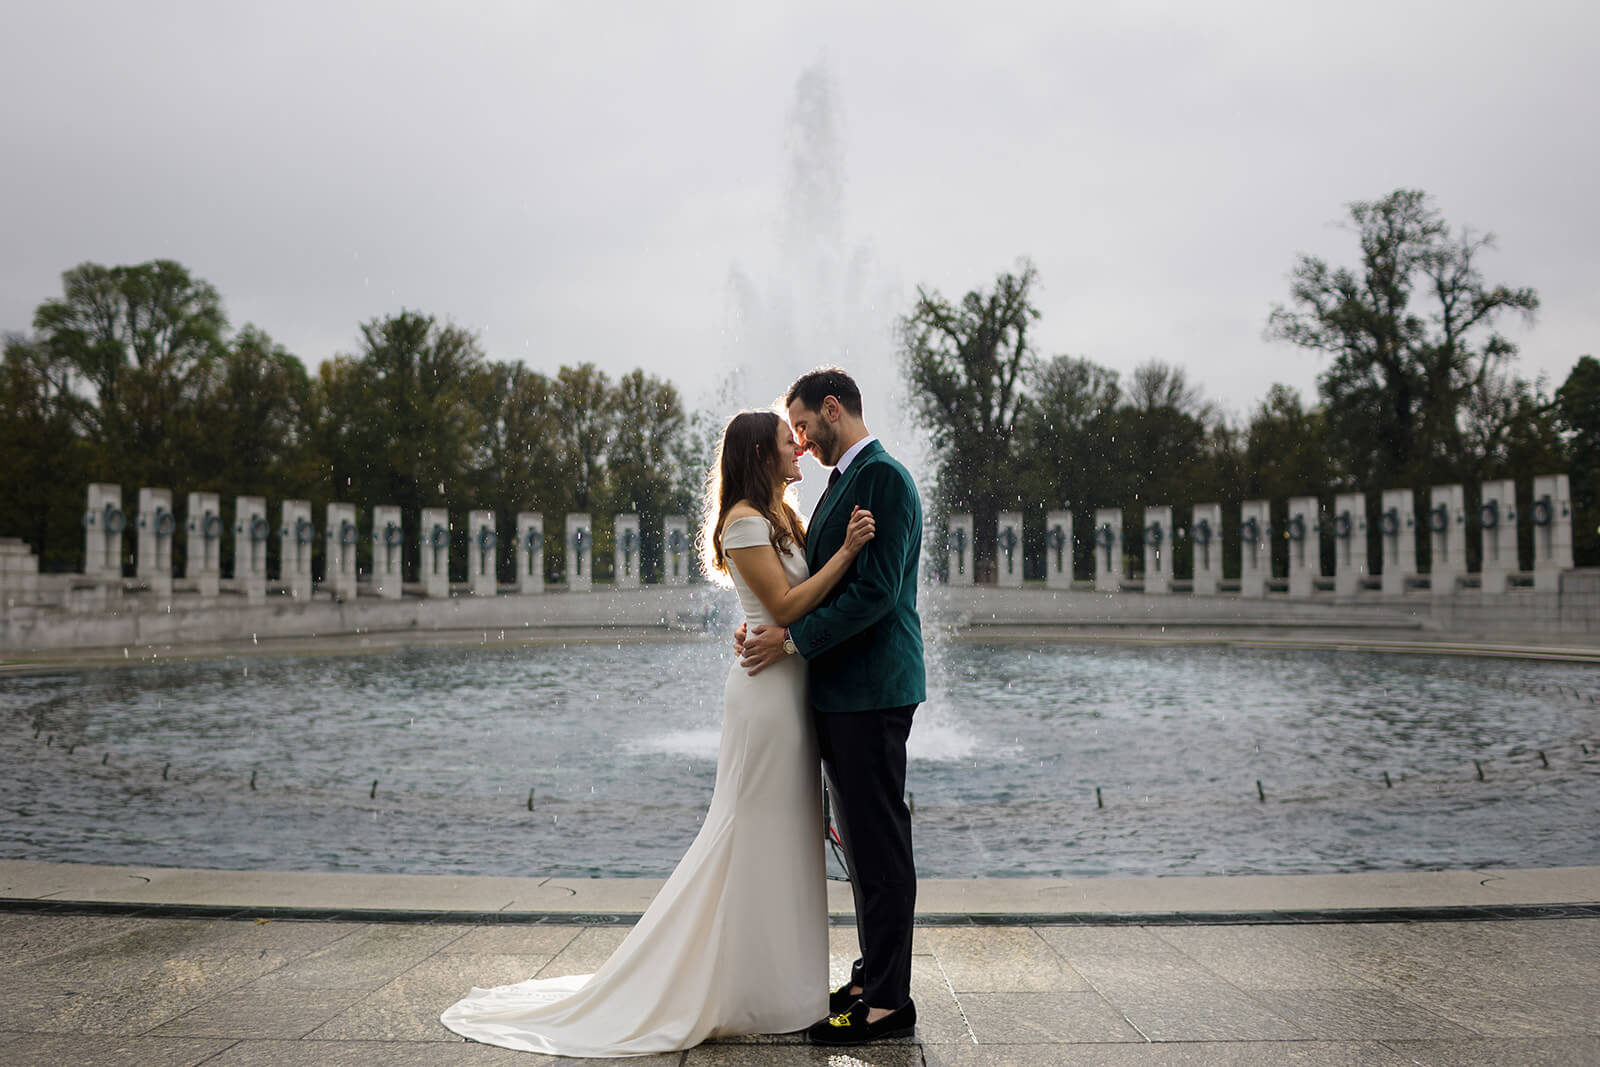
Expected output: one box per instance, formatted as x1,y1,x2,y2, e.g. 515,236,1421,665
827,1012,855,1028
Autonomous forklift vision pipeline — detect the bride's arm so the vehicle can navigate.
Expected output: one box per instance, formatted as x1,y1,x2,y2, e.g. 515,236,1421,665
727,508,874,627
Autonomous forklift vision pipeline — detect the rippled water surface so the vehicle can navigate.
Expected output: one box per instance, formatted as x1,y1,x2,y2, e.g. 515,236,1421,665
3,640,1597,878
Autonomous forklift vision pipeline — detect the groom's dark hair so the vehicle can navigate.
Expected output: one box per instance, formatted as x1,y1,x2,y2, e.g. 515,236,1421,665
785,366,862,417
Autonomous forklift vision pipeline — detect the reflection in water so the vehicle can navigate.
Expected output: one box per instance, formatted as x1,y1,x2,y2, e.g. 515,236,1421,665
2,641,1597,879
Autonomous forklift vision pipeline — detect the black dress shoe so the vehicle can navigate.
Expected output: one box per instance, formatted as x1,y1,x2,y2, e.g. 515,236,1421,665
808,998,917,1046
829,979,862,1014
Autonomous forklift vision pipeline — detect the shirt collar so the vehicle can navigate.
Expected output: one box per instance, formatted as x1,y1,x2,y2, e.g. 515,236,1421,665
833,434,876,476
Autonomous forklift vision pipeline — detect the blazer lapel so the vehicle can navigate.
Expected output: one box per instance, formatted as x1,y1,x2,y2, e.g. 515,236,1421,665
809,440,883,540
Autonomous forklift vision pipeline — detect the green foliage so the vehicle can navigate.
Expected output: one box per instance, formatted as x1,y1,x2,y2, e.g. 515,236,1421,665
0,334,94,570
607,369,690,582
1557,356,1600,565
0,264,704,585
6,235,1588,589
899,261,1040,580
1267,189,1540,487
32,259,229,488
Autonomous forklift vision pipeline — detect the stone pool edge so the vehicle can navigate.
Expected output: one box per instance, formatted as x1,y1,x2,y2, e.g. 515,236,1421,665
3,859,1597,925
5,623,1600,675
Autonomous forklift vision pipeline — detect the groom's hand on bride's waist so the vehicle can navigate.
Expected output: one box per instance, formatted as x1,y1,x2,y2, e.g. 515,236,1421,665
740,623,790,675
732,622,747,658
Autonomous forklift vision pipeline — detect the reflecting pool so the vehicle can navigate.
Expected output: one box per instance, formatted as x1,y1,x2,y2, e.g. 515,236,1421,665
3,640,1597,878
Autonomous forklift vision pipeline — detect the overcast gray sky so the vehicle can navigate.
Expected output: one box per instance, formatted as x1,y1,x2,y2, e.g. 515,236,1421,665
3,0,1596,428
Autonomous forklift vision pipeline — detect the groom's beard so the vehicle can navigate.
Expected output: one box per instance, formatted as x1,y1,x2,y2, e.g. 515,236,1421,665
808,426,840,466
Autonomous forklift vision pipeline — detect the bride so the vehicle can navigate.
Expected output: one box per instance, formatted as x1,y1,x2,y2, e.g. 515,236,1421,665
440,409,875,1056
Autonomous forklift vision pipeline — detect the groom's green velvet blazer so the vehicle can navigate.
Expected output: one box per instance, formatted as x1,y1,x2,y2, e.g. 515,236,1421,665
788,439,926,714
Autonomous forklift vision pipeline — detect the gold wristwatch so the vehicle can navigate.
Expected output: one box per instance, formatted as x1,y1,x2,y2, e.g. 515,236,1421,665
782,629,797,656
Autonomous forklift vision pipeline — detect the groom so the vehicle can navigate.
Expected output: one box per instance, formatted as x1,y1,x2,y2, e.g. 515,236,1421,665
741,366,925,1046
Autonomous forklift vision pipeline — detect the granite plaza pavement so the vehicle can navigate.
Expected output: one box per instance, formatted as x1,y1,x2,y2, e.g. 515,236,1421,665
0,861,1597,1066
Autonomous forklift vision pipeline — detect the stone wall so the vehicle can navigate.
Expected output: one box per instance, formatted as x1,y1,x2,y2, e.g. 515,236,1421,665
3,570,1596,654
0,583,735,654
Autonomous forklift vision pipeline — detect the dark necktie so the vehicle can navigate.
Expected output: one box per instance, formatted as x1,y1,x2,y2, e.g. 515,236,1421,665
810,467,842,528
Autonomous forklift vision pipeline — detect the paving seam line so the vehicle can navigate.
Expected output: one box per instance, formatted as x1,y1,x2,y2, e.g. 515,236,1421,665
3,898,1598,926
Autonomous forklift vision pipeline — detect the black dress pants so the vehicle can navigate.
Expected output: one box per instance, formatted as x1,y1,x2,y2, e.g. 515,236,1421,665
815,703,917,1010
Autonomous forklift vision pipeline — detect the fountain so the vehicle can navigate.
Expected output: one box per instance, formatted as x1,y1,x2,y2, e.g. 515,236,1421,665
721,63,919,518
4,640,1596,880
4,66,1597,894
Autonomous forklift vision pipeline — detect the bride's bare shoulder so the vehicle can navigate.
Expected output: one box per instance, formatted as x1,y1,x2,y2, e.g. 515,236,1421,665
725,501,763,523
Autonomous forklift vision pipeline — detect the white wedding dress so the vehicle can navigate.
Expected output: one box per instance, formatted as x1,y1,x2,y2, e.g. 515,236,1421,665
440,515,828,1056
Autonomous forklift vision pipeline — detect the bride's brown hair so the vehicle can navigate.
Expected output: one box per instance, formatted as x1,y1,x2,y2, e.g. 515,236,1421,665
699,410,807,581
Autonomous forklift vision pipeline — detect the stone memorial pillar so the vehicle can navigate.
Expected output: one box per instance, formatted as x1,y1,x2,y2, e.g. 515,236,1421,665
1428,484,1466,597
662,515,689,586
1093,508,1122,593
1142,506,1172,595
614,513,641,590
136,488,176,599
372,505,404,600
83,484,125,581
1379,489,1416,597
1331,492,1367,599
235,496,269,603
945,514,974,586
279,500,315,600
0,538,39,604
1531,473,1574,592
517,512,546,594
420,508,450,598
468,509,498,596
995,511,1023,588
566,513,592,593
1045,510,1072,590
184,492,223,597
325,503,359,601
1478,479,1516,596
1239,500,1269,598
1190,503,1223,596
1285,496,1317,598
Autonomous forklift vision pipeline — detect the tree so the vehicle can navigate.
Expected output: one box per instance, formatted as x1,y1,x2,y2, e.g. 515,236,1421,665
1242,385,1336,500
0,334,93,570
464,361,564,581
607,369,690,582
1013,355,1121,578
32,260,228,487
1242,384,1337,579
300,311,484,580
356,310,483,510
551,363,615,513
1557,356,1600,566
547,363,616,577
1267,190,1539,487
899,261,1040,581
194,325,313,497
1118,360,1215,501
